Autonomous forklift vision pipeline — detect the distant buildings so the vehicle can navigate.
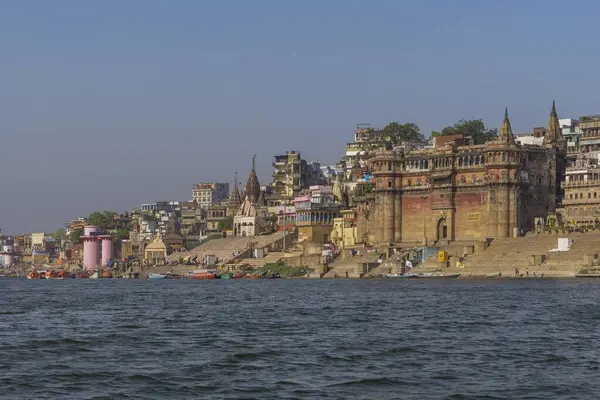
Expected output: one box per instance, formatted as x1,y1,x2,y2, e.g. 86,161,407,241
192,182,229,209
269,151,328,213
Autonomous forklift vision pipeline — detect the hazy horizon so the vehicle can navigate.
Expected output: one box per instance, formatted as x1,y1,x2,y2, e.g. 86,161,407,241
2,0,600,234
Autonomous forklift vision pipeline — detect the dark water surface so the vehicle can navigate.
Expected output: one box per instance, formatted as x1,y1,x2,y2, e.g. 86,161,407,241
2,279,600,399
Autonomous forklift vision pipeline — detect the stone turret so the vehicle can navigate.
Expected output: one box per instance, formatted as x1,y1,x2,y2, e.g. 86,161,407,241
227,172,242,216
544,100,563,147
244,154,261,204
498,107,517,147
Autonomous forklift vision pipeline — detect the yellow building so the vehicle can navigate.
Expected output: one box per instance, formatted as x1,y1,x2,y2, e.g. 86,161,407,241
330,210,359,248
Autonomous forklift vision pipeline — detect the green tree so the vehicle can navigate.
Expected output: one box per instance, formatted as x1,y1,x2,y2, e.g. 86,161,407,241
364,122,425,151
114,228,130,242
440,119,498,145
87,211,119,230
218,216,233,231
53,228,67,240
70,228,83,244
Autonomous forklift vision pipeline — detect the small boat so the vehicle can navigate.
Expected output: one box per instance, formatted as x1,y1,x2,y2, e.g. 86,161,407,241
149,273,168,279
90,271,100,279
102,270,113,278
75,272,88,279
219,273,232,280
232,273,244,279
187,269,217,280
27,271,41,279
45,270,62,280
243,274,262,280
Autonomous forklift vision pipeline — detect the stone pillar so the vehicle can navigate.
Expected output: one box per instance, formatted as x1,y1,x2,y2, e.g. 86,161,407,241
394,193,402,243
387,193,395,244
496,185,510,238
374,194,383,244
382,193,393,244
487,189,497,237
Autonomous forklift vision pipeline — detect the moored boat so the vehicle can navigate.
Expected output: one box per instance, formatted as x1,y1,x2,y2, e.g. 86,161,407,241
149,273,168,279
219,273,232,280
45,270,62,279
90,271,100,279
27,270,41,279
102,270,113,278
187,269,217,280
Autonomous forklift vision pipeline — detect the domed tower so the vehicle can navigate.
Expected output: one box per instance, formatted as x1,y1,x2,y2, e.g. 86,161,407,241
484,108,521,238
244,154,261,204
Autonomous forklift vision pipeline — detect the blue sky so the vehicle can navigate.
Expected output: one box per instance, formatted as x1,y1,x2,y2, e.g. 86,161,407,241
1,0,600,233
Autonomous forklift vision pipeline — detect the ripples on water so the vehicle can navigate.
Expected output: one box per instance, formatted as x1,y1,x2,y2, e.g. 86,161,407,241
2,279,600,399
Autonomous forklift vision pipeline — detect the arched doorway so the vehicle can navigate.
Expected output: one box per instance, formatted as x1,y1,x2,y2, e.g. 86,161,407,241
436,218,448,241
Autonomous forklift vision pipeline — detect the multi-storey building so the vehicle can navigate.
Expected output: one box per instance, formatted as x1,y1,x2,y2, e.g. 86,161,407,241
340,124,381,179
577,115,600,156
562,156,600,224
560,118,580,157
365,104,566,245
295,185,341,243
272,151,305,198
192,182,229,209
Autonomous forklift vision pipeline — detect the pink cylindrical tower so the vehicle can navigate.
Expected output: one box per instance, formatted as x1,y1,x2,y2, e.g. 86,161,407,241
100,236,113,267
82,226,101,270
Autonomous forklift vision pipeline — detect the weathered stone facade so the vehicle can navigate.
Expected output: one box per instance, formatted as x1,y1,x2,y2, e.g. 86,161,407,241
364,107,566,245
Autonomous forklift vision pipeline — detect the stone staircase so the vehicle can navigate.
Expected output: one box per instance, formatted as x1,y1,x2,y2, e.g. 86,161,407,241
322,249,381,278
228,251,286,269
169,232,289,264
440,233,600,277
410,241,479,275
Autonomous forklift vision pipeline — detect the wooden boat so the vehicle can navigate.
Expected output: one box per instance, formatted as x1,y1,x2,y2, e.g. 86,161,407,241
149,273,168,279
89,271,100,279
243,274,262,280
232,273,244,279
219,273,232,280
75,272,88,279
57,270,69,279
27,270,41,279
187,269,217,280
45,270,62,279
102,270,113,278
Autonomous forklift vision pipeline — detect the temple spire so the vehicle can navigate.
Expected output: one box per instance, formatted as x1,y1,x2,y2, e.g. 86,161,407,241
545,100,562,146
252,154,256,172
499,107,516,146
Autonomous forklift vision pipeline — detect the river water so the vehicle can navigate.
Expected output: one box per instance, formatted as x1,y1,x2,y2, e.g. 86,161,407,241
2,278,600,399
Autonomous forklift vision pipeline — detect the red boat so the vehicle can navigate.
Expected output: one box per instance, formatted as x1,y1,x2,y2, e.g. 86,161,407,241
187,269,217,280
27,270,41,279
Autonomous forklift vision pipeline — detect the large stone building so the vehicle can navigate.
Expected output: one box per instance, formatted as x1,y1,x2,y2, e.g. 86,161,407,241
562,155,600,224
365,104,567,245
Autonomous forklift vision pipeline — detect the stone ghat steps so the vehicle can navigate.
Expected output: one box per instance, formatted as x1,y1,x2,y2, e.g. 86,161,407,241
231,252,286,269
455,234,600,276
170,232,287,263
322,259,366,278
